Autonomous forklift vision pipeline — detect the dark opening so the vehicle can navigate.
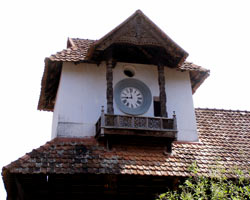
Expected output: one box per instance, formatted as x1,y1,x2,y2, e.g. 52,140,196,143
124,69,134,77
154,97,161,117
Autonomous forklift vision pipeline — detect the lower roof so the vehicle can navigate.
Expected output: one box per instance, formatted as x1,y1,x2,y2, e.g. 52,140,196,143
3,108,250,180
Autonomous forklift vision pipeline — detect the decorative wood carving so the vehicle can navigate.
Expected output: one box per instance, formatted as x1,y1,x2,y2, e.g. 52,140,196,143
106,59,114,114
95,114,177,138
97,16,162,50
158,64,167,117
92,11,188,66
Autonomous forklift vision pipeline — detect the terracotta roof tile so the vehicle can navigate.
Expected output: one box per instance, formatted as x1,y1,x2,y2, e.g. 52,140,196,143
3,108,249,178
179,62,209,72
49,38,208,74
49,39,95,62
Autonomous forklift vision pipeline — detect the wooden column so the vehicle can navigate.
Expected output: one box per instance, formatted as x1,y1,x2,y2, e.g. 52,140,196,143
106,58,114,114
15,176,25,200
158,64,167,117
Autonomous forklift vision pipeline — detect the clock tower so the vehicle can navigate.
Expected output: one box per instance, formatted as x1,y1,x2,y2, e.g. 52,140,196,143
38,10,209,144
3,10,216,200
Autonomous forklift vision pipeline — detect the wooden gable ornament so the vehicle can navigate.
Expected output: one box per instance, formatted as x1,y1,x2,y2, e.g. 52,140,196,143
87,10,188,67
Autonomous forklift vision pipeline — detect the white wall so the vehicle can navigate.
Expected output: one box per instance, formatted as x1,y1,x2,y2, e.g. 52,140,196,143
52,62,198,141
165,68,198,141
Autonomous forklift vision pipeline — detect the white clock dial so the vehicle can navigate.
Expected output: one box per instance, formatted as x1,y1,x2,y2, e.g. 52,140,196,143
115,78,152,115
120,87,143,109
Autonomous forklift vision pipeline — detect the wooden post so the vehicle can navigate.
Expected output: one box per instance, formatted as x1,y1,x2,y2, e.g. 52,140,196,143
101,106,105,126
158,63,167,117
173,111,177,130
15,176,25,200
106,58,114,114
100,106,105,136
172,177,179,190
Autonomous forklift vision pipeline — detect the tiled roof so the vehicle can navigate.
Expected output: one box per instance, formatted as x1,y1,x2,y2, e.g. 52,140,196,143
48,38,209,74
49,39,95,62
38,38,209,111
3,108,250,178
179,62,209,73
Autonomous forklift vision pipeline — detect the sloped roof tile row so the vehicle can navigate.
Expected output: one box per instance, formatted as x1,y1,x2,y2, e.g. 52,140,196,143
48,38,209,73
49,39,95,62
3,108,250,178
179,62,209,72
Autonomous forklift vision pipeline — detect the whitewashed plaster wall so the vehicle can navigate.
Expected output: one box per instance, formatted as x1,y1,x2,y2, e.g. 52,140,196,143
52,62,198,141
165,69,198,141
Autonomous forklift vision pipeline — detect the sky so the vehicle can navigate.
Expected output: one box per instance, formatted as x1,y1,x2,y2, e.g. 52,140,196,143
0,0,250,198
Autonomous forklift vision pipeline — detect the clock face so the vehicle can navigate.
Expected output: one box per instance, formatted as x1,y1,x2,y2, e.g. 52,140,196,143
115,78,152,115
120,87,143,109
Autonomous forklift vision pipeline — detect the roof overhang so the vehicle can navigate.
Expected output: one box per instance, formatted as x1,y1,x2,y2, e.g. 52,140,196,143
38,58,62,111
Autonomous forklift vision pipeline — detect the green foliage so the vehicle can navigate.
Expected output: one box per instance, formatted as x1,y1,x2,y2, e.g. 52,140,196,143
157,162,250,200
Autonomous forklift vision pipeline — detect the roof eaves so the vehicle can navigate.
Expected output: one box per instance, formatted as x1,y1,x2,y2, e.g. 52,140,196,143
37,58,62,111
191,71,210,94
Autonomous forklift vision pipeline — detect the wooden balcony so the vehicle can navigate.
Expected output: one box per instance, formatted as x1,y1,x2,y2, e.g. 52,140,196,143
95,111,177,139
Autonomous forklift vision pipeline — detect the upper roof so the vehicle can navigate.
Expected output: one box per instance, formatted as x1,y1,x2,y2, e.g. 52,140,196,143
37,10,210,111
86,10,188,67
38,37,209,111
3,108,249,178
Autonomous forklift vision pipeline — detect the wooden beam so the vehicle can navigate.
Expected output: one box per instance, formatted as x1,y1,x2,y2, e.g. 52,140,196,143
103,128,176,138
158,64,167,117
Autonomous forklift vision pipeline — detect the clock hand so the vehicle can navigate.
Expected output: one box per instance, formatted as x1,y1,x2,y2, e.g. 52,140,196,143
122,96,131,99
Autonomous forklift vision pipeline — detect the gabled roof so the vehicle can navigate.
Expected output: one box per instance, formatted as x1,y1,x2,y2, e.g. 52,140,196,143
86,10,188,67
38,38,210,111
3,108,249,179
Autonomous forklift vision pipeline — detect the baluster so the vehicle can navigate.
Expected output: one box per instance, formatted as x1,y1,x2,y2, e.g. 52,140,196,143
101,106,105,127
160,118,163,130
131,116,134,128
146,117,149,129
173,111,177,130
117,115,120,128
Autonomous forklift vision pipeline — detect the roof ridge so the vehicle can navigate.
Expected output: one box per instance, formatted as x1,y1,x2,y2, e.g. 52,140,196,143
195,107,250,113
70,38,97,42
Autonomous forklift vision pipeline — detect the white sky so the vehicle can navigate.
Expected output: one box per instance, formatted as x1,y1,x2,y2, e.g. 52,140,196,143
0,0,250,198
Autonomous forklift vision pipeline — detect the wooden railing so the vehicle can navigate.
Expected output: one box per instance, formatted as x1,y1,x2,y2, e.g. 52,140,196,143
95,109,177,138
